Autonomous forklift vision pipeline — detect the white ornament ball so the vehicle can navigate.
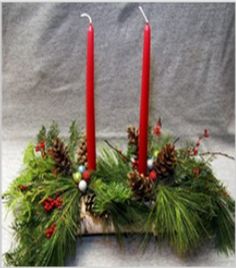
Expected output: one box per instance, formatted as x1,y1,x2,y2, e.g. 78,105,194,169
147,158,154,169
78,165,86,173
78,180,87,192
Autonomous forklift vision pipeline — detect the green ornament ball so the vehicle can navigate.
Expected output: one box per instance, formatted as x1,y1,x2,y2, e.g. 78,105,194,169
73,172,81,183
153,150,160,158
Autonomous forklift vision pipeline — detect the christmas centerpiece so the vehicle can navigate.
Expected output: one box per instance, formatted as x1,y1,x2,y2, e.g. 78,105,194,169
3,121,235,266
2,6,235,266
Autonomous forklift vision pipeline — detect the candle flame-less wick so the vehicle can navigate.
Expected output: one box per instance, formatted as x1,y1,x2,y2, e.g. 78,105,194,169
138,6,149,23
80,13,92,24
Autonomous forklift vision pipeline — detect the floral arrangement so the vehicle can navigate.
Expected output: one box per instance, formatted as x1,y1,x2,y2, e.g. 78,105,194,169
2,120,235,266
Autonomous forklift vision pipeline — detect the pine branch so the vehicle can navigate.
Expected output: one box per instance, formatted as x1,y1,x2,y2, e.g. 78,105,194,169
173,137,180,144
200,152,235,160
104,140,130,163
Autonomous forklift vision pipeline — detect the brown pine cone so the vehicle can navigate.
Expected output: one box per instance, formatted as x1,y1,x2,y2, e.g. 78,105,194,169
154,143,177,179
48,138,72,176
127,126,139,156
127,126,139,146
77,135,88,167
128,170,153,200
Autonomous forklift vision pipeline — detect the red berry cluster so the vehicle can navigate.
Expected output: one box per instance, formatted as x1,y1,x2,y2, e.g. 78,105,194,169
19,185,28,191
45,223,56,239
43,196,63,213
153,119,162,136
193,129,209,156
35,141,45,152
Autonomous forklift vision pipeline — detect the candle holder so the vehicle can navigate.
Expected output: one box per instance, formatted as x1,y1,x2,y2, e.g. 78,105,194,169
3,120,235,266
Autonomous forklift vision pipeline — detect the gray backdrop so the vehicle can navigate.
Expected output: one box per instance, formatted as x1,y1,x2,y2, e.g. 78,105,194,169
2,2,235,266
2,2,235,142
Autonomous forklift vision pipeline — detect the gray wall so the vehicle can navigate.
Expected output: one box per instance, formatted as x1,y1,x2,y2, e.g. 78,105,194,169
2,3,235,145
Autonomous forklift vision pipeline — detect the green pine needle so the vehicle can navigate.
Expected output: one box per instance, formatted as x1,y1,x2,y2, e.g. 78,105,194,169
94,146,131,183
68,121,80,161
148,186,211,255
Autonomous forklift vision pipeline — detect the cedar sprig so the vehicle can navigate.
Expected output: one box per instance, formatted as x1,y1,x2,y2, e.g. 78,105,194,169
37,125,46,143
90,179,150,236
68,121,80,161
46,121,60,148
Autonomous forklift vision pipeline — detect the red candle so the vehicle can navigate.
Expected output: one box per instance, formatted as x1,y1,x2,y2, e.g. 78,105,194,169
138,17,151,175
83,14,96,170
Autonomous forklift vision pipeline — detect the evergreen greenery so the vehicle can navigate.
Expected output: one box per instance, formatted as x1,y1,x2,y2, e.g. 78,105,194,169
37,125,46,143
2,121,235,266
46,121,60,147
68,120,80,161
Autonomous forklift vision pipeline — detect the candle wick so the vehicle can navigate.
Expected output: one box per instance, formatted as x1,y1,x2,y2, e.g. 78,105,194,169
138,6,149,23
81,13,92,24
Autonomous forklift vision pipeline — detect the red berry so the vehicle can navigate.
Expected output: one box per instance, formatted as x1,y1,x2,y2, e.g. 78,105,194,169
43,196,63,212
40,142,45,149
149,170,158,181
204,129,209,138
153,119,162,136
35,145,40,152
196,140,200,147
44,202,52,212
82,170,91,182
193,147,198,156
45,224,56,239
19,185,28,191
153,125,161,136
54,197,63,208
43,197,55,212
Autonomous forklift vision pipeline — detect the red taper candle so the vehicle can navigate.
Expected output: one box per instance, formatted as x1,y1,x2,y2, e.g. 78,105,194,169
82,13,96,170
138,7,151,175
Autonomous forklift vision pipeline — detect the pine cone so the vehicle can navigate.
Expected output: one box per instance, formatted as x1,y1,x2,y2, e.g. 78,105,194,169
48,138,72,176
127,126,139,156
84,193,96,215
154,143,177,179
77,135,88,167
128,171,153,200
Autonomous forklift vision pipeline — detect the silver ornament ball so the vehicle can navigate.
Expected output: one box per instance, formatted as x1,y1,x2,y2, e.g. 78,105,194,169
78,165,86,173
147,158,154,169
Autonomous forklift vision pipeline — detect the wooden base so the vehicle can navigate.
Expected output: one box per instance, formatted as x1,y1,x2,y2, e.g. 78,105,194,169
80,196,115,235
79,197,151,235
